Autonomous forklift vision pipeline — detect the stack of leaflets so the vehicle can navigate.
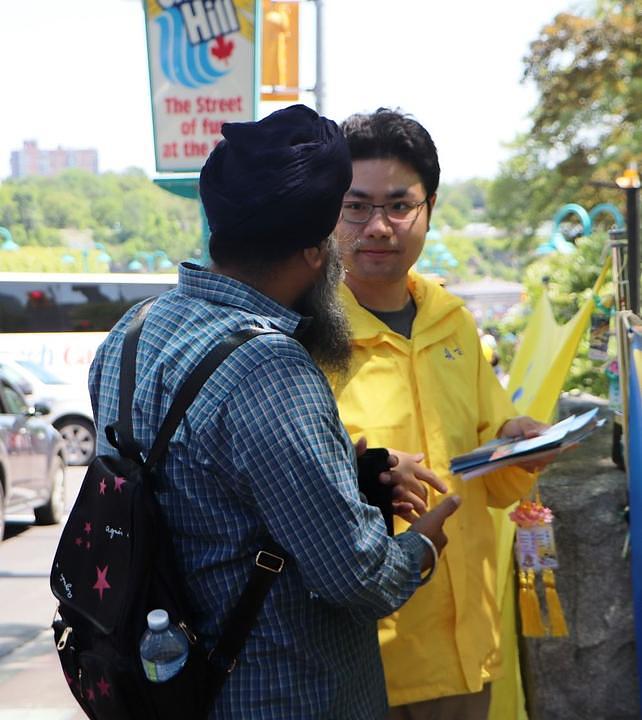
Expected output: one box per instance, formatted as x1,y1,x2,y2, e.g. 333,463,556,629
450,408,605,481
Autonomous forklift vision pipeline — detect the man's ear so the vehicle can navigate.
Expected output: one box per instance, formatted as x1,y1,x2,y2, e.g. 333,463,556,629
301,242,326,272
426,193,437,230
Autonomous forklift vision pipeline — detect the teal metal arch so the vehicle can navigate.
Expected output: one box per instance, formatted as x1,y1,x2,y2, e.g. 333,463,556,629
540,203,593,255
589,203,625,230
0,226,19,251
551,203,592,238
539,201,625,256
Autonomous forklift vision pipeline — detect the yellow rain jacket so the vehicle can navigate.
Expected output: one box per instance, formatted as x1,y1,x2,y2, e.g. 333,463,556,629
331,272,534,706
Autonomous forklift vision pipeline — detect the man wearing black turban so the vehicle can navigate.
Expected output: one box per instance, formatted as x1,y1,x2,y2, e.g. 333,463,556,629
90,104,459,720
201,103,353,264
200,103,355,369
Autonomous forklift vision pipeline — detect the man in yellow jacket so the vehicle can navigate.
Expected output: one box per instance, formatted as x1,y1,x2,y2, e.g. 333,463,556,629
331,108,545,720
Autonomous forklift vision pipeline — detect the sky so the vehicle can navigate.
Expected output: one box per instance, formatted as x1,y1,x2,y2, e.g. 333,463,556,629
0,0,587,183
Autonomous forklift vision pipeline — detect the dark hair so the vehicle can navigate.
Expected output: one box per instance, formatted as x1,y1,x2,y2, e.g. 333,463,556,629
340,108,440,196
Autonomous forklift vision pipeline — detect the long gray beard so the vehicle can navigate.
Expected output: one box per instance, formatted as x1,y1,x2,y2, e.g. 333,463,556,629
295,237,353,375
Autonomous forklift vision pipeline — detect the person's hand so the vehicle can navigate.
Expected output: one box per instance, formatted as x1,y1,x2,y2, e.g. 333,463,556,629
409,495,461,572
499,416,548,440
353,436,369,460
498,416,555,472
380,450,448,523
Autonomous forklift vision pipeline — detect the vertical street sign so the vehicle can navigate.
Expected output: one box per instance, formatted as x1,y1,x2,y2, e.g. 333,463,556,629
143,0,259,173
261,0,299,102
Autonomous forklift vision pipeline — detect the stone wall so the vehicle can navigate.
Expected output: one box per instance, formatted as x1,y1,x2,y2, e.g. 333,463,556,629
523,397,639,720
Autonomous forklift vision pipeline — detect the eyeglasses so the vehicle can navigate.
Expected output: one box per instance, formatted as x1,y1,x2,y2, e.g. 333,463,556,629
341,196,429,224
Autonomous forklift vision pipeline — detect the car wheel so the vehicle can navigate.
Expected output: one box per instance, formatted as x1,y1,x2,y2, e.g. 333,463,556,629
0,483,5,541
35,455,66,526
55,417,96,466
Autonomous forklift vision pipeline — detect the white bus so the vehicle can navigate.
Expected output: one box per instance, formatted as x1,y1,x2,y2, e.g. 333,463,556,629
0,272,178,384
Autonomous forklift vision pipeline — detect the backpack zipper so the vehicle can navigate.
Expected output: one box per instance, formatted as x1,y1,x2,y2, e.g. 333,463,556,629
57,626,72,651
179,621,197,645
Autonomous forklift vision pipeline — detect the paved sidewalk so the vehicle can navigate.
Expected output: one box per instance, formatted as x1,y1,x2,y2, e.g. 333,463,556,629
0,469,86,719
0,628,85,720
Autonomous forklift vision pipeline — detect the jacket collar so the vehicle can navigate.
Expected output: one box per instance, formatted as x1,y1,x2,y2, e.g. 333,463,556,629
340,271,465,351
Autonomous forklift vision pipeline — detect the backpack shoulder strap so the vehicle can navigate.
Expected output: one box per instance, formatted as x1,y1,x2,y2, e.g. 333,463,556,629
143,326,287,682
105,298,156,461
208,537,285,684
144,327,277,471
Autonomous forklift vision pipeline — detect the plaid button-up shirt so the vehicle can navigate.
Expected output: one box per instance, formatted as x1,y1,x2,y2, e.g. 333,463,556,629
89,262,427,719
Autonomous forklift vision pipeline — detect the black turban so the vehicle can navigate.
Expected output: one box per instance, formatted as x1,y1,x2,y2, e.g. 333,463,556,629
199,104,352,259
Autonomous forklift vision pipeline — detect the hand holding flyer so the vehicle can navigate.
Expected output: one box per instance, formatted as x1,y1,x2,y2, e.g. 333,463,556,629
450,408,604,480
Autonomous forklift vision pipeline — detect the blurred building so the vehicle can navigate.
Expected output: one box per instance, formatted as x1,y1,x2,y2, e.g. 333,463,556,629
10,141,98,178
448,278,525,324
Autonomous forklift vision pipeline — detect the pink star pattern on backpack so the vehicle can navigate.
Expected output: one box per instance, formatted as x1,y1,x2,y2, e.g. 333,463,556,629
93,566,111,601
97,676,111,697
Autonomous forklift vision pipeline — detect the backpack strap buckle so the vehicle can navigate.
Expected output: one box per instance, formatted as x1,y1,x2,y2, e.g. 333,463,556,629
255,550,285,573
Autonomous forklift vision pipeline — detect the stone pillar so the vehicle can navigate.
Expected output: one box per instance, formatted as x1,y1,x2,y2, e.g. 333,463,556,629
522,397,639,719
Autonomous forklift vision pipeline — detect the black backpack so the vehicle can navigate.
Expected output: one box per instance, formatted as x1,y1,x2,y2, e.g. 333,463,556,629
50,302,286,720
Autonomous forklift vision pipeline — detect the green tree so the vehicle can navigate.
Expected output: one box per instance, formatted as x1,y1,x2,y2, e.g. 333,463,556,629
0,184,18,227
525,1,640,176
13,186,42,236
0,169,201,269
40,189,91,229
497,231,612,396
488,0,641,243
437,179,490,230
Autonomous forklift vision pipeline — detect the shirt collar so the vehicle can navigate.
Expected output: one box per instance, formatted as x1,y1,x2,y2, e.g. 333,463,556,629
178,262,306,337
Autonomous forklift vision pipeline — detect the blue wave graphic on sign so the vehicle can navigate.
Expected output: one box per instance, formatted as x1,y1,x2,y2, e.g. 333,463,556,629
156,7,228,89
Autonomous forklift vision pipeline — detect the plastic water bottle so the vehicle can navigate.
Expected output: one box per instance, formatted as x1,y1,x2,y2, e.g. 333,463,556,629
139,609,189,683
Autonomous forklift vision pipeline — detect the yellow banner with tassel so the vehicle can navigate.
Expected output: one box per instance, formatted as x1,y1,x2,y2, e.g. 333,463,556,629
489,260,610,720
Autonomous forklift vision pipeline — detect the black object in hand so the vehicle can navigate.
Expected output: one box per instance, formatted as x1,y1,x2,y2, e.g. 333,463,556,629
357,448,394,536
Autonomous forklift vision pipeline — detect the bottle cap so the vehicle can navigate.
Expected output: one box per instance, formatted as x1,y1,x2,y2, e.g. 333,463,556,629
147,609,170,632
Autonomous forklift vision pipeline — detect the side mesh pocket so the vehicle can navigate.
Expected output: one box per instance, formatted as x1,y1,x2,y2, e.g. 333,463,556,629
141,641,219,719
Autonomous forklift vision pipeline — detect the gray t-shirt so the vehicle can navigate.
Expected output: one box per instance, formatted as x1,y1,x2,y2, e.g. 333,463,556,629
366,297,417,339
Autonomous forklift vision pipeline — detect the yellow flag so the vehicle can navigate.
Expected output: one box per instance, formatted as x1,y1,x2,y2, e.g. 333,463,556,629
507,262,610,420
489,261,609,720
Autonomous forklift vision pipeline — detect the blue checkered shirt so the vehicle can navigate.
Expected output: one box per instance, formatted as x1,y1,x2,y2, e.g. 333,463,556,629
89,262,427,719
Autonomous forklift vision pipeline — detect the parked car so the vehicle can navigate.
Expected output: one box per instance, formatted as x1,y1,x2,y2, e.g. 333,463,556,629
0,358,96,466
0,368,67,540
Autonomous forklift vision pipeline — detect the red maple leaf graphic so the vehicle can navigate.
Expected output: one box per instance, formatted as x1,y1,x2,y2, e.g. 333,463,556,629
211,35,234,63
